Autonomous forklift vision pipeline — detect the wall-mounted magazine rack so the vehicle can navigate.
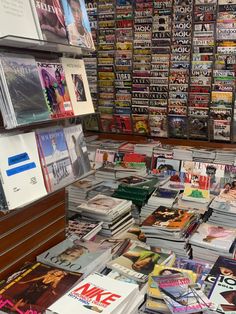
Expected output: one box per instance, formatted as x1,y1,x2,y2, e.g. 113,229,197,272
0,35,94,56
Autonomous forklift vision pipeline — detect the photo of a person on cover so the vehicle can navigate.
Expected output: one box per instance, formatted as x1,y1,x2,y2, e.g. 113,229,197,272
12,269,67,309
36,0,67,43
57,243,89,262
123,249,160,274
54,68,72,114
61,0,94,49
42,69,58,114
71,74,87,101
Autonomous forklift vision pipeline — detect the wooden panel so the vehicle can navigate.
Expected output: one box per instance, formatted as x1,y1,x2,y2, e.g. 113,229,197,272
0,231,65,281
0,190,65,234
0,217,65,267
0,204,65,253
0,189,66,281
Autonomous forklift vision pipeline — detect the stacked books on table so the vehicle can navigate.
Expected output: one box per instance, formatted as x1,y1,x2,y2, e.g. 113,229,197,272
148,188,179,207
48,272,141,314
208,182,236,228
67,177,102,210
141,206,200,258
189,222,236,263
36,235,112,277
173,146,193,161
76,195,134,237
87,181,119,199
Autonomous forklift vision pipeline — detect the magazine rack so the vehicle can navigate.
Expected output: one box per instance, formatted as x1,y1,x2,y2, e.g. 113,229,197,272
0,31,95,280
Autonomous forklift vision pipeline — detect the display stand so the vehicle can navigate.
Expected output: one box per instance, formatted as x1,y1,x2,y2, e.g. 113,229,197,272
0,34,94,280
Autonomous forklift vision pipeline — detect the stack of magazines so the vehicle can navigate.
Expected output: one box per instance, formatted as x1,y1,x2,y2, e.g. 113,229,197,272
208,181,236,228
141,206,199,258
189,222,236,263
76,195,134,237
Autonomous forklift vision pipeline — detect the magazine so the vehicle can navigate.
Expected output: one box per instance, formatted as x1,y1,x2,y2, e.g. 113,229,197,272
61,58,94,115
106,245,172,282
63,124,91,178
48,272,139,313
36,127,74,192
37,61,74,118
37,236,111,275
142,206,194,231
0,262,82,313
189,223,236,253
0,53,50,128
205,256,236,286
31,0,68,43
60,0,95,49
148,265,197,299
158,274,214,314
0,132,47,210
209,275,236,314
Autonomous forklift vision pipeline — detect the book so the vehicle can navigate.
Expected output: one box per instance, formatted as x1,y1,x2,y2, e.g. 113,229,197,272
106,245,172,282
37,236,111,275
0,132,47,210
0,53,51,128
36,127,74,192
0,262,83,313
0,0,41,39
209,275,236,313
60,0,95,49
48,272,139,313
63,124,91,178
189,223,236,253
37,61,74,118
61,58,94,115
31,0,68,44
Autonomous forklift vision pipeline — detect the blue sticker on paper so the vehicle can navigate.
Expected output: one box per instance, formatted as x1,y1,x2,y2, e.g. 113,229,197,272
6,162,36,176
8,153,30,166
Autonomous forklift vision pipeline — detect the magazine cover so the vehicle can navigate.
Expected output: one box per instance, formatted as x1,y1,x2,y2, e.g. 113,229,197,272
132,114,149,134
48,272,138,314
37,236,111,273
213,120,231,141
60,0,95,49
0,132,47,210
100,114,116,132
211,182,236,213
36,127,74,192
168,116,188,138
117,176,150,186
114,114,132,134
189,117,208,139
31,0,68,43
37,61,74,118
107,245,171,282
190,223,236,252
142,206,193,231
83,114,99,131
66,219,103,239
0,53,50,127
79,194,126,215
209,275,236,314
63,124,91,178
155,158,181,172
182,185,210,203
61,58,94,115
205,256,236,286
0,0,41,39
158,275,214,314
0,262,82,313
148,265,197,299
149,115,168,138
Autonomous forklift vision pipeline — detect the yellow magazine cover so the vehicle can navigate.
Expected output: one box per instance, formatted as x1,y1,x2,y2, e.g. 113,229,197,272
211,91,233,106
147,265,197,299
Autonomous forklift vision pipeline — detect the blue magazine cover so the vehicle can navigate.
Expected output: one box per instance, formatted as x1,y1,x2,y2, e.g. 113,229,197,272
37,127,74,192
